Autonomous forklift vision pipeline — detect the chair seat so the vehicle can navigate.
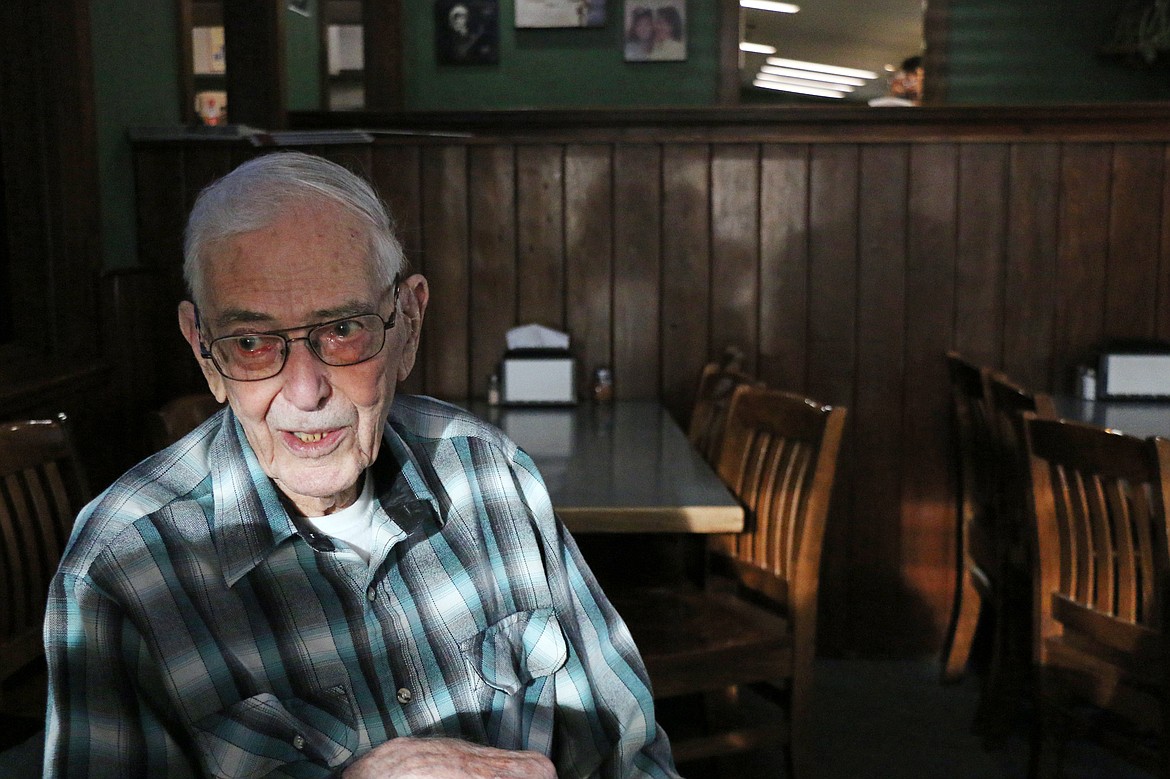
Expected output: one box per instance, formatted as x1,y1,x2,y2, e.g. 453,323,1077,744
615,586,792,699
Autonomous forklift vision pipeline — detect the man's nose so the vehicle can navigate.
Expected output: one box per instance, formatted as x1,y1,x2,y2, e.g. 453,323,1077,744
280,338,331,411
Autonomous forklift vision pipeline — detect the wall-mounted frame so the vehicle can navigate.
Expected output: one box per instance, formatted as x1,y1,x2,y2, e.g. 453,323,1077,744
623,0,685,62
515,0,606,28
436,0,499,65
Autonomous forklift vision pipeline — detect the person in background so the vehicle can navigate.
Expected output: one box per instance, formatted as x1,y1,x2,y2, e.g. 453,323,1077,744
889,55,924,104
43,151,679,779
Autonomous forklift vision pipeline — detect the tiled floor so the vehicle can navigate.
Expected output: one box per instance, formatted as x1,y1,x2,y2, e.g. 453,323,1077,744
1,656,1157,778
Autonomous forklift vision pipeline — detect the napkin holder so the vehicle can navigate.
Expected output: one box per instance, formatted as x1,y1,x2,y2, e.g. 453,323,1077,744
500,348,576,405
1098,346,1170,399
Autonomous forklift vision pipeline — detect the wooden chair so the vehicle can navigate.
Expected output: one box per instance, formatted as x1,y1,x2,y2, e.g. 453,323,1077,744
940,351,1000,683
146,393,225,451
964,370,1059,736
0,413,91,715
687,359,763,464
1022,413,1170,778
617,385,847,777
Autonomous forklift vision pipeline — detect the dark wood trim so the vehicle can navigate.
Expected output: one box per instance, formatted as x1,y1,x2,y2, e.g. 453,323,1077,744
922,0,949,104
362,0,404,111
718,0,741,106
177,0,196,125
223,0,288,129
290,103,1170,142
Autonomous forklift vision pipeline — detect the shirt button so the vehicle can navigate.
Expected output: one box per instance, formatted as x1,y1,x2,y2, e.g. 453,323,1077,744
292,733,306,750
396,687,413,704
366,587,377,602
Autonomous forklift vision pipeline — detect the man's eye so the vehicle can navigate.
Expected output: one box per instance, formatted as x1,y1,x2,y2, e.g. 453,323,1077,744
231,335,278,356
327,318,367,339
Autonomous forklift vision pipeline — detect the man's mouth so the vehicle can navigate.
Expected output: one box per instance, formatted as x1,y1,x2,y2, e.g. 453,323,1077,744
293,431,327,443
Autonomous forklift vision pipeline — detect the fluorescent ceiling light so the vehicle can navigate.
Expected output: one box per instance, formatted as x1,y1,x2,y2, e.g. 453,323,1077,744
759,64,866,87
752,79,846,99
740,42,778,54
754,72,854,93
741,0,799,13
765,56,878,80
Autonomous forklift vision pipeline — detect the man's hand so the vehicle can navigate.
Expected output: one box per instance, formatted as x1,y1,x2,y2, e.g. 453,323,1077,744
342,737,556,779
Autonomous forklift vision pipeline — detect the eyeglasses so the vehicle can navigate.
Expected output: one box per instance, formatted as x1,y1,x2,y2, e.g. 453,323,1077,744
197,276,401,382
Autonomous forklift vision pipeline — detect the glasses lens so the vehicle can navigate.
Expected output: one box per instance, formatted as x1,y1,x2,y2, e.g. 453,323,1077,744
211,334,286,380
309,314,386,366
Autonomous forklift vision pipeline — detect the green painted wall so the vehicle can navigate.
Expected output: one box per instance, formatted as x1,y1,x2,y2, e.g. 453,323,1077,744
90,0,181,271
945,0,1170,103
286,1,322,111
400,2,721,109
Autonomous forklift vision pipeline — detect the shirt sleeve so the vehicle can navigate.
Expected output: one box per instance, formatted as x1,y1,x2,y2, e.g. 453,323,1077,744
43,570,199,778
511,450,681,779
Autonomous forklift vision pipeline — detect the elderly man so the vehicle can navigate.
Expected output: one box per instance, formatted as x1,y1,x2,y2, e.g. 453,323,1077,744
44,152,678,778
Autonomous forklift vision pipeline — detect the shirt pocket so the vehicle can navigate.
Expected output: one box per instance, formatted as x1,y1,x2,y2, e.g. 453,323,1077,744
461,607,569,695
193,683,358,778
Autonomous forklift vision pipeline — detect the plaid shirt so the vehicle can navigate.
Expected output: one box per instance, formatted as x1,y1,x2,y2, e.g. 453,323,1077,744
44,395,678,779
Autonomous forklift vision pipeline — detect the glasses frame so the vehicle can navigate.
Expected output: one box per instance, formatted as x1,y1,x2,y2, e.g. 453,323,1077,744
196,273,402,382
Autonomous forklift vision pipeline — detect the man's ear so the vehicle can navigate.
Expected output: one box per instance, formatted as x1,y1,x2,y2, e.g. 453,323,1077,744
178,301,228,403
395,274,429,383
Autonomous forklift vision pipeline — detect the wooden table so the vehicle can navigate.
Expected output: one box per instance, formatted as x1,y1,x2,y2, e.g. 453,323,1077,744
466,400,744,534
1054,396,1170,440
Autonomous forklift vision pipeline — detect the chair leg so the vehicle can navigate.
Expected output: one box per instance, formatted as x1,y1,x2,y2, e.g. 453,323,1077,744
941,566,983,683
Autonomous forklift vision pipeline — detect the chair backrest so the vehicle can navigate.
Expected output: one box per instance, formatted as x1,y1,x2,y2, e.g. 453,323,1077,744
945,352,998,545
1023,413,1170,722
0,413,91,686
147,393,225,451
985,371,1058,542
712,386,847,629
688,361,763,463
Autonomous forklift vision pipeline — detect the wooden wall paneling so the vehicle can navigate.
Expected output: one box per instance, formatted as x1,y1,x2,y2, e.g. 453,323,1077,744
419,144,470,400
805,143,860,655
516,145,566,329
469,145,518,399
371,144,424,395
847,143,910,651
131,149,189,409
709,145,760,375
758,144,810,391
312,144,375,183
43,0,101,364
898,143,959,654
953,144,1008,367
1004,143,1060,390
564,144,615,399
612,144,661,399
805,145,858,408
1160,145,1170,341
659,144,711,421
1053,144,1112,375
1104,143,1164,342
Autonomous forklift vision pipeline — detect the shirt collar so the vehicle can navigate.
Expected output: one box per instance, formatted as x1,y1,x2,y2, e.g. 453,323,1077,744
210,409,446,587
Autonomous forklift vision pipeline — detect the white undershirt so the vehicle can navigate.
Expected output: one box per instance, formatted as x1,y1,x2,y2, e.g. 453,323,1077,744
305,472,376,563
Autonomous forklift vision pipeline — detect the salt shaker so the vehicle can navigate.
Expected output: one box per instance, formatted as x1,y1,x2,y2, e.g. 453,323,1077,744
591,367,613,403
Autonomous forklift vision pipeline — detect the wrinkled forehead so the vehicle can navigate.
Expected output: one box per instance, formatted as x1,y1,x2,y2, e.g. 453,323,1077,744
200,203,384,314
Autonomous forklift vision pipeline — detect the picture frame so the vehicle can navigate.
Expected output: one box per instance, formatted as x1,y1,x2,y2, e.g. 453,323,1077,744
515,0,606,29
435,0,500,66
623,0,686,62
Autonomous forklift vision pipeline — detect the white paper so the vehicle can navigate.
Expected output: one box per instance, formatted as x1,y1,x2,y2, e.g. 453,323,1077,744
506,323,570,351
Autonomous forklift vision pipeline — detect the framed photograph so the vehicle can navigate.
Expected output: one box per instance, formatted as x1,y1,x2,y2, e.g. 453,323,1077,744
435,0,500,65
623,0,686,62
515,0,606,28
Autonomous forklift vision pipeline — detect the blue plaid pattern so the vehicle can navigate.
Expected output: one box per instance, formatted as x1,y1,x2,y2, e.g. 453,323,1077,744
44,395,678,778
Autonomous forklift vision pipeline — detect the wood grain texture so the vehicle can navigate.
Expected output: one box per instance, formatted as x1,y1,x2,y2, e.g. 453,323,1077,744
123,123,1170,655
